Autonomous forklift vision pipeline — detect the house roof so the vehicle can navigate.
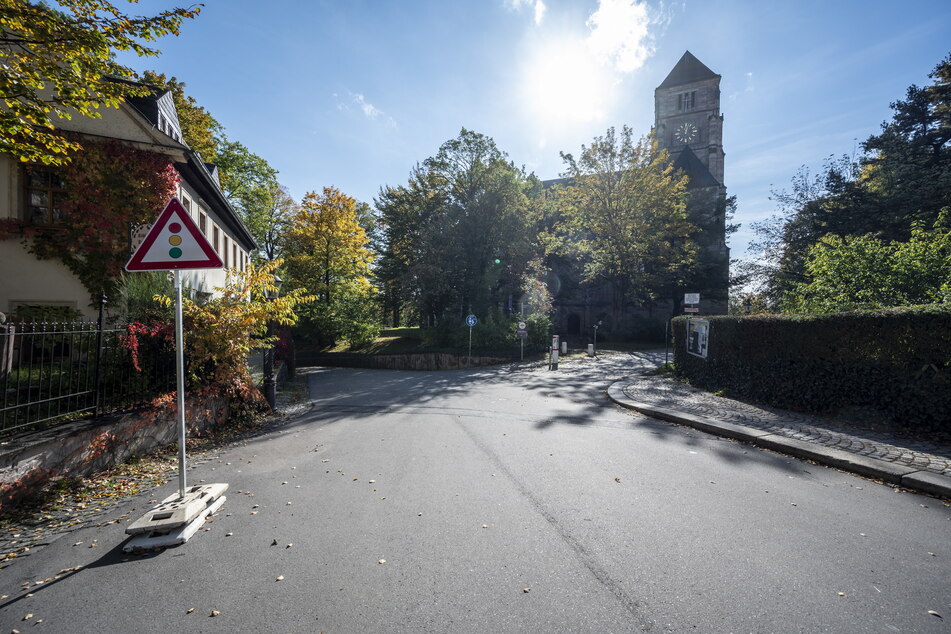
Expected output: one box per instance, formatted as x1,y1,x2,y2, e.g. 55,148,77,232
671,145,720,188
658,51,719,89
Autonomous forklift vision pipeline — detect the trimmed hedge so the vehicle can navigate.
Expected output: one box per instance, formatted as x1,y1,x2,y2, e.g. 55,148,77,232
672,305,951,430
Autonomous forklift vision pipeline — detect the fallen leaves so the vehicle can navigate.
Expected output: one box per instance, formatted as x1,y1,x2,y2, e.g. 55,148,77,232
378,559,386,564
522,588,531,593
613,477,621,483
928,610,942,618
276,575,284,582
210,610,221,617
186,608,195,614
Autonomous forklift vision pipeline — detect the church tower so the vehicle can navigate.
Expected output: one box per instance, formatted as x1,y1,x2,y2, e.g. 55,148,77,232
654,50,724,184
655,51,729,314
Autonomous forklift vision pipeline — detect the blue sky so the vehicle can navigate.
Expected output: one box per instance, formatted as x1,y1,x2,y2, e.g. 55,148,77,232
119,0,951,258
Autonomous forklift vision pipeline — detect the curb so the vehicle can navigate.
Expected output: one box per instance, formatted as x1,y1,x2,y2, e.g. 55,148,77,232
607,382,951,499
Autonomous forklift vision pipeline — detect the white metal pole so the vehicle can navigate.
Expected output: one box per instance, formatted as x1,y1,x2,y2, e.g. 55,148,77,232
174,270,187,499
468,326,472,364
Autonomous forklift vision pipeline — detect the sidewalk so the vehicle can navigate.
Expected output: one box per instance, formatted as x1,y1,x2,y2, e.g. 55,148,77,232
608,373,951,499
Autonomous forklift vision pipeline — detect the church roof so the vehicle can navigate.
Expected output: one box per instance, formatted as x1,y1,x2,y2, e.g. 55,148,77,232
672,145,720,189
658,51,719,89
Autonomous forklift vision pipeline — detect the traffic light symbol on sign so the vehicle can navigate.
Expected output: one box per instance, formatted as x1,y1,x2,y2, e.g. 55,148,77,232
126,197,223,271
168,223,183,259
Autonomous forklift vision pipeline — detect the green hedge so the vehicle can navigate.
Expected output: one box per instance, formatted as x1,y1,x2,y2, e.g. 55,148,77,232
672,305,951,430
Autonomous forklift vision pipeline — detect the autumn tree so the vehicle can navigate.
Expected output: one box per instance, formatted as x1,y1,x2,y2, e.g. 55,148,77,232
557,126,694,327
0,0,200,165
282,187,380,347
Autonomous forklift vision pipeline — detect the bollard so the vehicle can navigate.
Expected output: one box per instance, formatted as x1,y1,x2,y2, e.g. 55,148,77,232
561,341,567,354
587,343,594,357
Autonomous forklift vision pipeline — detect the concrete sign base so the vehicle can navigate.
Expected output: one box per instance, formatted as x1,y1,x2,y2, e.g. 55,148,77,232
123,495,226,553
126,483,228,535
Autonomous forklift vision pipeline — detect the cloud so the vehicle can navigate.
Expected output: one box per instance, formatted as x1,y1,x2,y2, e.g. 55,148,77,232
506,0,546,25
335,91,396,127
585,0,655,73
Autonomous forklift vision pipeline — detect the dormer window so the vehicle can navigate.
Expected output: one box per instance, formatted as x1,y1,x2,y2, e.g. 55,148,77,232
678,91,696,111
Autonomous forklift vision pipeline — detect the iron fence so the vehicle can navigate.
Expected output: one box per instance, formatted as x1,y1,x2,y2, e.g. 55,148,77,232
0,320,175,437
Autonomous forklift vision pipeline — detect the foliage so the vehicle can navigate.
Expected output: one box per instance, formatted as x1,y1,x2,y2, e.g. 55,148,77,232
156,259,315,413
16,136,180,307
375,129,536,326
215,137,289,259
117,271,177,324
783,211,951,313
282,187,379,347
745,53,951,307
419,311,547,351
672,307,951,431
140,71,221,163
556,126,694,327
0,0,200,165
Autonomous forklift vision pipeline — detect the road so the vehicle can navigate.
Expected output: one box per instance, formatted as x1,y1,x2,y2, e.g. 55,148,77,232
1,352,949,633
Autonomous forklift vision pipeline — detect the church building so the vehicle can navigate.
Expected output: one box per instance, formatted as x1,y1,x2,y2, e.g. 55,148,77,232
548,51,730,339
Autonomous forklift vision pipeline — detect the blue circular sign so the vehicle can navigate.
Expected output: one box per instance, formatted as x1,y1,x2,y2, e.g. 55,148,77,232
465,314,477,327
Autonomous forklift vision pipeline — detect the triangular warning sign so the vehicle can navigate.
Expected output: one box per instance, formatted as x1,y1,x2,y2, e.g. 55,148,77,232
126,197,224,271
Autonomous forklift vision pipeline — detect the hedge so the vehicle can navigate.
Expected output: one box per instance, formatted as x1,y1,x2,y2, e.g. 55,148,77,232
672,305,951,431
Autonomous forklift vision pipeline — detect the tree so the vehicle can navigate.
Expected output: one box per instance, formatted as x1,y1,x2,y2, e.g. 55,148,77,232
140,70,222,163
0,0,200,165
746,53,951,309
282,187,379,346
783,211,951,313
557,126,694,327
375,129,536,326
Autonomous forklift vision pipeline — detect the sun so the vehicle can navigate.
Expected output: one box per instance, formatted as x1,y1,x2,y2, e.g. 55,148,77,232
521,36,615,130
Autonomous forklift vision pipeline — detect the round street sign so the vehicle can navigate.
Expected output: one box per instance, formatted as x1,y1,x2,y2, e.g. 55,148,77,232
466,314,477,327
518,321,527,330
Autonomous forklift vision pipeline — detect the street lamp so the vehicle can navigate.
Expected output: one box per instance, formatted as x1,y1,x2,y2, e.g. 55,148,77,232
262,274,282,409
592,320,601,357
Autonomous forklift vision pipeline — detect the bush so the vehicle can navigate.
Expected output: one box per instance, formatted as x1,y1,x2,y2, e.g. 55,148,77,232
672,305,951,431
420,311,551,352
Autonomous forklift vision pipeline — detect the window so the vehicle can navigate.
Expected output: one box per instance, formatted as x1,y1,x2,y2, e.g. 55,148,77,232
233,244,238,271
223,236,229,268
199,212,207,235
24,167,66,224
677,91,696,111
213,225,220,257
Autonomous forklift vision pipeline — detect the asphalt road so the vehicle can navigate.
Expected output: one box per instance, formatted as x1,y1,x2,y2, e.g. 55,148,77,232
1,352,949,633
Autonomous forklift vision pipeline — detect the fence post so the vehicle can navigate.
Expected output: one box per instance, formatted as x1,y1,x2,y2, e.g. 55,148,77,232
93,293,106,417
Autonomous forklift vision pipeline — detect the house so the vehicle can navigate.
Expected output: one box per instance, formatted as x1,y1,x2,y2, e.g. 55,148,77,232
0,82,256,320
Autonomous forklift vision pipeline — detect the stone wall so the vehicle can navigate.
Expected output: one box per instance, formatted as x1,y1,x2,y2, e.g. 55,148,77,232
0,396,229,512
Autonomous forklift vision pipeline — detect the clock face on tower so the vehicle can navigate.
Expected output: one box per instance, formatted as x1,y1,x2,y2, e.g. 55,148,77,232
675,122,697,144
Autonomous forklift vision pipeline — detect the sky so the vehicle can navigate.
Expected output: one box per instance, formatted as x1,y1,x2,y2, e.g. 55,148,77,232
117,0,951,258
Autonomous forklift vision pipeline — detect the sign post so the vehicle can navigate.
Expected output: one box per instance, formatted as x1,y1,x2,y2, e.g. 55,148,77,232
516,321,527,361
123,197,226,551
466,314,477,363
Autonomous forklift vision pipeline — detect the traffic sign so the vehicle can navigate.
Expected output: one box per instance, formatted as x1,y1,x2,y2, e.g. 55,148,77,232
684,292,700,305
126,197,223,271
466,314,478,327
516,331,528,338
517,321,527,330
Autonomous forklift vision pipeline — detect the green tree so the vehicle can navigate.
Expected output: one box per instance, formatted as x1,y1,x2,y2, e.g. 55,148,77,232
784,211,951,313
375,129,536,326
557,126,694,327
746,53,951,308
0,0,200,165
283,186,380,346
